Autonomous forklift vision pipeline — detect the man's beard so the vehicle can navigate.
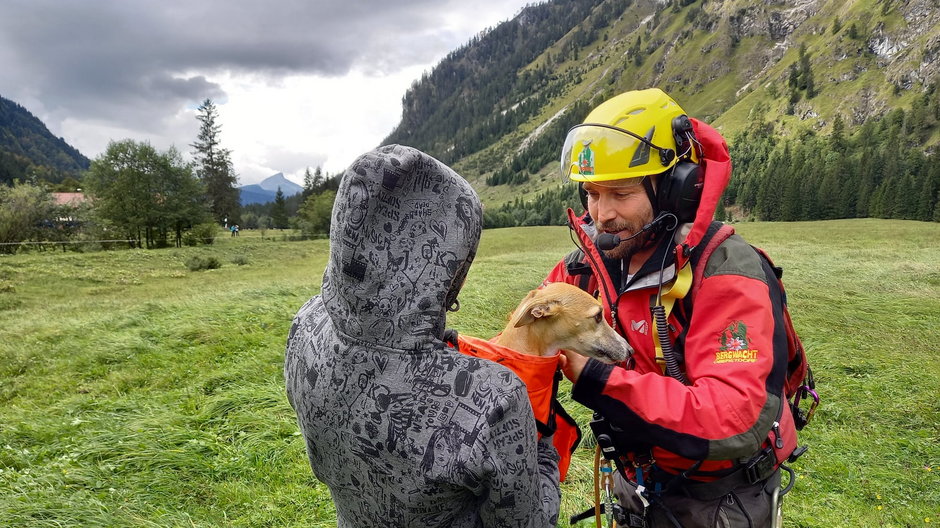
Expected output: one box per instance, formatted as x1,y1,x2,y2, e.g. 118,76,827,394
596,219,655,261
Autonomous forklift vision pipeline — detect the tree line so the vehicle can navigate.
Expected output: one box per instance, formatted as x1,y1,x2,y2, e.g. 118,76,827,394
4,84,939,254
0,96,346,254
483,89,940,228
1,99,240,252
383,0,607,164
486,99,591,187
727,104,940,223
238,166,340,238
0,95,90,184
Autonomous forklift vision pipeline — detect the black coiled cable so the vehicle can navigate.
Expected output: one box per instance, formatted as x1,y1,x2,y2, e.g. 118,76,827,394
652,304,690,385
651,213,689,385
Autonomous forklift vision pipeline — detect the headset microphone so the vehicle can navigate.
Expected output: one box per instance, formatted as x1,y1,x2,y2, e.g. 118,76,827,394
595,212,678,251
596,233,625,251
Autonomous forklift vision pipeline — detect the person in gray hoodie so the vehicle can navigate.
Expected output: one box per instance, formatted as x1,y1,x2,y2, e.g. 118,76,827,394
284,145,560,527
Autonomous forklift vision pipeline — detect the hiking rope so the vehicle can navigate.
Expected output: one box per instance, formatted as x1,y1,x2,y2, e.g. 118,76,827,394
592,443,618,528
593,445,602,528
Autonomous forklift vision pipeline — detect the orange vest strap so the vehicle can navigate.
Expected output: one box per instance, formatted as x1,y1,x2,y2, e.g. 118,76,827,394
454,334,580,482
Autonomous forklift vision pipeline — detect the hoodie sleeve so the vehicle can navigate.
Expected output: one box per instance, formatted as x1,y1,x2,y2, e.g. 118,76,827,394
478,387,560,527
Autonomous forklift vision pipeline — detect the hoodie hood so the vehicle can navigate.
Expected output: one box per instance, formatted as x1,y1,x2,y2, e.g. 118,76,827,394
320,144,482,351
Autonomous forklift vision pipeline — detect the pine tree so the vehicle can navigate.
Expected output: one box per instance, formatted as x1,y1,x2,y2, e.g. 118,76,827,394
797,44,814,97
921,163,940,222
302,167,314,199
847,22,859,40
271,187,288,229
192,99,240,224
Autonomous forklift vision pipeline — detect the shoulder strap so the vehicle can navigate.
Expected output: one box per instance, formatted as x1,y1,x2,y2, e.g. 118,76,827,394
690,221,736,299
678,220,734,344
564,248,594,293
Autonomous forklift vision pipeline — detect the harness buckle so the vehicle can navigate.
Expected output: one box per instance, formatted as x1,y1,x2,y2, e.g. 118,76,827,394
744,447,776,485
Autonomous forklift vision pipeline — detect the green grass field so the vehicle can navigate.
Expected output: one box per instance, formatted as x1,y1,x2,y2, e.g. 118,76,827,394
1,219,938,527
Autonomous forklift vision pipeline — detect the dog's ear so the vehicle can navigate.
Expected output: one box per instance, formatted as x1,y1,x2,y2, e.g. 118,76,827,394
514,300,561,327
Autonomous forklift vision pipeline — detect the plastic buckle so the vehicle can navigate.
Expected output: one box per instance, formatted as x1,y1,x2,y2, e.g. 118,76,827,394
614,505,644,528
745,448,775,485
787,445,809,464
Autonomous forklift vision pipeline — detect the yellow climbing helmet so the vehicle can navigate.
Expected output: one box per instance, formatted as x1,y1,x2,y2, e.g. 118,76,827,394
561,88,698,183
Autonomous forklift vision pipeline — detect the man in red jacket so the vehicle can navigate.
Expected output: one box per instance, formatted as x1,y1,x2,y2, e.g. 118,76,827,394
549,89,799,527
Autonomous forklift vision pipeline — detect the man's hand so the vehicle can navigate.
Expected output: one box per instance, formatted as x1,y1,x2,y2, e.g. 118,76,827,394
559,350,589,383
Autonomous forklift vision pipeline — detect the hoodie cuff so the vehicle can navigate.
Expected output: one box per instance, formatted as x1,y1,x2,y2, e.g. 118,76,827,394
571,358,615,407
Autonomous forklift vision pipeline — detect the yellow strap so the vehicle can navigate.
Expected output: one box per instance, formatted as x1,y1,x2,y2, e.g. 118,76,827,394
653,263,693,373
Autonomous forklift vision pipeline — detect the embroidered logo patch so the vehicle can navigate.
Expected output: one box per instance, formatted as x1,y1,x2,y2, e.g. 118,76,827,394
715,321,758,364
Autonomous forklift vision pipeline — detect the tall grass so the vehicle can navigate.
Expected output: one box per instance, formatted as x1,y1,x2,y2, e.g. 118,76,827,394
0,220,937,527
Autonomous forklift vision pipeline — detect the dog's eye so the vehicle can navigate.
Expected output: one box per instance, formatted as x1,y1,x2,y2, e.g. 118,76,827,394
593,311,603,324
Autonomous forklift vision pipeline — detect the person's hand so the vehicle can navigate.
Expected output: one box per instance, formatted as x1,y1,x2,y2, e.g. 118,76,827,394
559,350,589,384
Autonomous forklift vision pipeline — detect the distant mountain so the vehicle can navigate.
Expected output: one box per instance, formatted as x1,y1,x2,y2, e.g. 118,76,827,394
0,94,90,185
238,172,304,205
383,0,940,214
257,172,303,194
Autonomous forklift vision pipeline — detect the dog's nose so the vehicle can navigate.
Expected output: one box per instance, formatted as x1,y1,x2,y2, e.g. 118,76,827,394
592,345,631,364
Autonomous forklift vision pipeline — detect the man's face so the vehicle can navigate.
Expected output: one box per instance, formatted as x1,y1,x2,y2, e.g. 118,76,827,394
583,178,655,260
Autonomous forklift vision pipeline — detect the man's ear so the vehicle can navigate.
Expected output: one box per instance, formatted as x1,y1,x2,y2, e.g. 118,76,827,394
514,299,561,327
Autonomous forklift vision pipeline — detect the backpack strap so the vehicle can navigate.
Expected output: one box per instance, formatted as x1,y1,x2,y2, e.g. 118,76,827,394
649,223,729,378
690,221,736,299
564,248,595,294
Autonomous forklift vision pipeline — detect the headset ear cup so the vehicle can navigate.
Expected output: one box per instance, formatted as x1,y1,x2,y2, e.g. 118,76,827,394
658,162,702,223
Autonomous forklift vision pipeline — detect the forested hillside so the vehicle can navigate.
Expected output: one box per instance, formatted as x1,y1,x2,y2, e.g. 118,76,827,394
0,95,89,185
384,0,940,224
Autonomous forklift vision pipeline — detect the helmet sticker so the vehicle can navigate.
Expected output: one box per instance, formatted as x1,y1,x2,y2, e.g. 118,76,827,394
578,139,594,175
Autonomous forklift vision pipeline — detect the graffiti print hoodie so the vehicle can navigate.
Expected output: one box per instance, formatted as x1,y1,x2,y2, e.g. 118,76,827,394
284,145,560,527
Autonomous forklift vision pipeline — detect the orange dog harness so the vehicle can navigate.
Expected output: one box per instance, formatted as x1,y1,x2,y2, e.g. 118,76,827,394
454,334,581,481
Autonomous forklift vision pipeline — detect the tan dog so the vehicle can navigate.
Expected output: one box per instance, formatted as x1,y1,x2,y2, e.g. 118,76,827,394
494,282,632,363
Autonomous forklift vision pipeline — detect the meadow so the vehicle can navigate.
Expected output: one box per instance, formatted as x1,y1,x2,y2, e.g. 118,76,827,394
0,219,938,527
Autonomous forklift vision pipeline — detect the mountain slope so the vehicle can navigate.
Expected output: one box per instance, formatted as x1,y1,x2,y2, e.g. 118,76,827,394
256,172,303,195
383,0,940,210
0,95,89,184
238,172,303,205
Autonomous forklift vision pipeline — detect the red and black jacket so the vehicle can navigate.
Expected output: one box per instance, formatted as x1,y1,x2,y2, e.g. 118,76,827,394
544,119,798,480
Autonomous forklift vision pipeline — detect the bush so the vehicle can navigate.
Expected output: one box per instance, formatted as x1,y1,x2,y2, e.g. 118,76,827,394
230,254,249,266
183,223,219,246
185,255,222,271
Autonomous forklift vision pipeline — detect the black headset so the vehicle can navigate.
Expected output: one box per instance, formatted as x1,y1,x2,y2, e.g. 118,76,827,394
576,115,702,223
654,114,702,224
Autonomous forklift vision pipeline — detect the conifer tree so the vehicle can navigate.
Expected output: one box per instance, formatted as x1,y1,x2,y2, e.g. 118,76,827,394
302,166,325,199
192,99,240,224
271,187,288,229
919,164,940,222
798,44,815,98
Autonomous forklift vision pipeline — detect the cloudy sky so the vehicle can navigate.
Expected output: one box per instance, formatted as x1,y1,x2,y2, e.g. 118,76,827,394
1,0,536,185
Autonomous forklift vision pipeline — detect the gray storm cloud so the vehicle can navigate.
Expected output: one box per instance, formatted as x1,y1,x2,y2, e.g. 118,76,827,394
1,0,469,120
0,0,528,181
